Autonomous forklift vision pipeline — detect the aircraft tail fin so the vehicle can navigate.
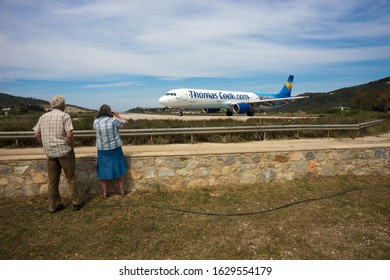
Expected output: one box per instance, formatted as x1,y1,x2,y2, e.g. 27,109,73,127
276,75,294,98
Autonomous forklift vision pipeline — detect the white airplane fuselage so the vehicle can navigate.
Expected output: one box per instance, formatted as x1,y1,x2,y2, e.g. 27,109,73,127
159,88,270,110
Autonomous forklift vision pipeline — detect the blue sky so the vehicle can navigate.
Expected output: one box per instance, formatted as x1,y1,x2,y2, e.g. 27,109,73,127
0,0,389,111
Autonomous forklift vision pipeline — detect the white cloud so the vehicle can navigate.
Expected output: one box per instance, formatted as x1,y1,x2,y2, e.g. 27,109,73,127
0,0,389,80
82,82,139,88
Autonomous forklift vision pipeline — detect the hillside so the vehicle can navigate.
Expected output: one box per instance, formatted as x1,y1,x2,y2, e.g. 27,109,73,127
0,92,94,113
272,76,390,113
0,93,46,107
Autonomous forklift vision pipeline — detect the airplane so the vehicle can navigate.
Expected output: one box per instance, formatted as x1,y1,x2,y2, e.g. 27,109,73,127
159,75,308,116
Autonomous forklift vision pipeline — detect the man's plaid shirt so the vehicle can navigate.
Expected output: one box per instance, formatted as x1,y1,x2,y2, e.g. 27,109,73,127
33,109,74,158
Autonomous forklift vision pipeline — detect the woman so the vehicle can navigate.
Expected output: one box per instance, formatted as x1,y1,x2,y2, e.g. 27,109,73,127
93,104,128,198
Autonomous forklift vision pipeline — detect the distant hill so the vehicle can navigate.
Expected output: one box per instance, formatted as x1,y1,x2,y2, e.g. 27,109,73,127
271,76,390,113
0,93,46,107
0,93,94,113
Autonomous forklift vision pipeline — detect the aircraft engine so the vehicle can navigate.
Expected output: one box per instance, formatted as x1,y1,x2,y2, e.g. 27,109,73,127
202,108,221,113
232,103,251,114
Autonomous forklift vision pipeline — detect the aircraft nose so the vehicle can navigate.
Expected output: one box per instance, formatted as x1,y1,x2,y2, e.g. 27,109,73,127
159,96,168,106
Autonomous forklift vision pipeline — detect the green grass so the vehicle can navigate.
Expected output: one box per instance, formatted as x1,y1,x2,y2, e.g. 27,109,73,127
1,175,389,260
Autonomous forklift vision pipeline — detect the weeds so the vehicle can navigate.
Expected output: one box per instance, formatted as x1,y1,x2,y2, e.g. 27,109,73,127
1,112,389,147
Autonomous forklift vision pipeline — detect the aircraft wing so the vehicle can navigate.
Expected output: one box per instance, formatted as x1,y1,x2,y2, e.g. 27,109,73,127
246,95,309,108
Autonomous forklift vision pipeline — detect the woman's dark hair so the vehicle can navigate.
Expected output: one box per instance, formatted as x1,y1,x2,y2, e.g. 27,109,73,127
96,104,114,118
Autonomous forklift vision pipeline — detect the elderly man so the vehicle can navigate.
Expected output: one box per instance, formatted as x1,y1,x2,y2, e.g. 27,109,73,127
33,96,85,213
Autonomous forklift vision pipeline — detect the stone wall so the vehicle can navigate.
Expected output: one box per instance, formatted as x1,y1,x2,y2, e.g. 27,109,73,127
0,147,389,198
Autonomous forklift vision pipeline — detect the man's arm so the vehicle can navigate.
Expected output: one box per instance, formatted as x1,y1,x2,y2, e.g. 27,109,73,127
34,132,42,144
66,131,74,149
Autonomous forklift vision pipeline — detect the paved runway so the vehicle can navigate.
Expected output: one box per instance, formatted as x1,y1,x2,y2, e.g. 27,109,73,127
121,113,316,121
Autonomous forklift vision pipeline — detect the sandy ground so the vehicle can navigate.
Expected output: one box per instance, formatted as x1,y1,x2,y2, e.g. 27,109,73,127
1,133,389,160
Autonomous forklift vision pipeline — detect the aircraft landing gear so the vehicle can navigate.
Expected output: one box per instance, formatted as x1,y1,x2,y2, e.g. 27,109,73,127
247,110,255,116
226,110,233,116
178,111,183,116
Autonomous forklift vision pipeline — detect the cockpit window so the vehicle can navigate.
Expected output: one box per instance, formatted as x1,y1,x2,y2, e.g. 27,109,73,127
166,92,177,96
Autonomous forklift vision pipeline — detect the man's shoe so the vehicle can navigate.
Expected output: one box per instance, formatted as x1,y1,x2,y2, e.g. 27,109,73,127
50,203,64,214
73,201,86,211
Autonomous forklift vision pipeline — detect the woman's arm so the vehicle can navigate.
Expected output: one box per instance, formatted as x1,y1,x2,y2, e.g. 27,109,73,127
114,112,129,126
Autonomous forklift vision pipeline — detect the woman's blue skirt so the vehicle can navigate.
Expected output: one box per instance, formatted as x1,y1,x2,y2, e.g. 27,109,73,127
97,146,127,180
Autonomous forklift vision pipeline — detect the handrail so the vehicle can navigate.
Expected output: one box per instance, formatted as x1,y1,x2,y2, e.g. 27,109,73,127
0,119,384,141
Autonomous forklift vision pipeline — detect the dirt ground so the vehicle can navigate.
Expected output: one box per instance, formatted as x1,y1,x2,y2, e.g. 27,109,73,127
1,132,389,160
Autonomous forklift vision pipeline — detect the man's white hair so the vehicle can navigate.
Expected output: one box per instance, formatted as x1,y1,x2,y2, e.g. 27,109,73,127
50,96,65,109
